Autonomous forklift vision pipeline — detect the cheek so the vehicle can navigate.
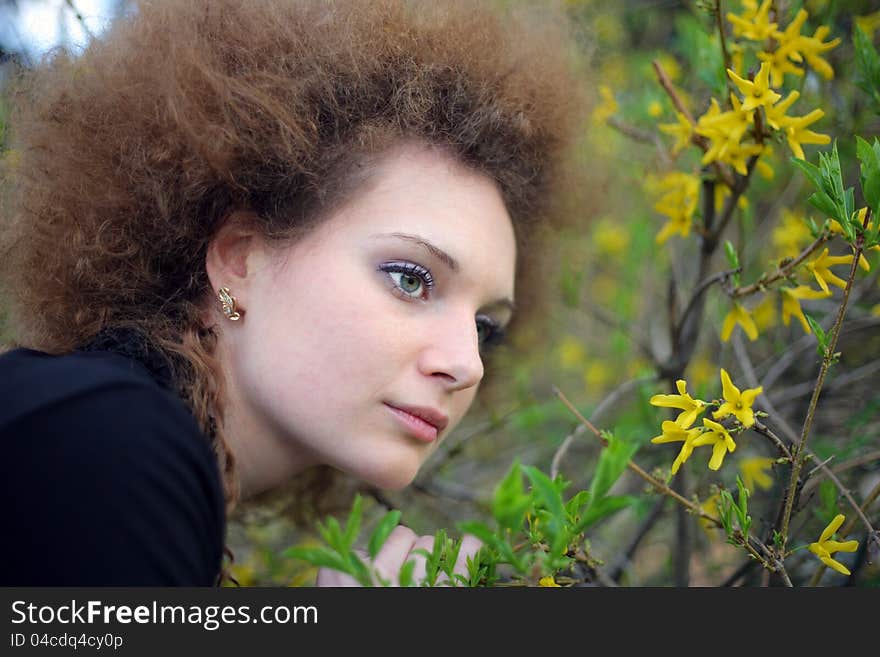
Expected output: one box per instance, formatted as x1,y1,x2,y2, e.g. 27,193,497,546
249,271,404,403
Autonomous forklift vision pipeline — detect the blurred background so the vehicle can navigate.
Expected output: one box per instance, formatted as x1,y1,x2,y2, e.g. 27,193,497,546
2,0,878,586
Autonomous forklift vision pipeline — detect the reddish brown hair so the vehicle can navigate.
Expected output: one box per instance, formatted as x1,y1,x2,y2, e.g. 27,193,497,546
0,0,590,513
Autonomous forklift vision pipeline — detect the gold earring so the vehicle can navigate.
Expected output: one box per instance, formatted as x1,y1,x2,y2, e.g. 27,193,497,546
218,286,243,321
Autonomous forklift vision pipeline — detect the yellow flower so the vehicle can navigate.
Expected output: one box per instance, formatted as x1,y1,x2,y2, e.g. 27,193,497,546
829,208,876,271
659,111,694,155
652,172,701,244
697,96,761,174
780,285,832,333
757,45,805,88
798,25,840,80
728,63,781,112
593,219,630,256
592,85,618,125
691,418,737,471
855,10,880,39
688,356,715,389
699,492,721,538
755,144,775,180
739,456,775,491
557,335,586,370
727,0,777,41
778,109,831,160
538,575,561,587
648,100,664,118
653,53,681,82
752,292,777,332
697,96,752,145
808,514,859,575
649,379,708,428
805,247,854,293
713,368,763,428
765,89,801,131
772,208,812,258
584,361,612,390
714,183,749,213
721,303,759,342
651,420,704,475
722,140,765,177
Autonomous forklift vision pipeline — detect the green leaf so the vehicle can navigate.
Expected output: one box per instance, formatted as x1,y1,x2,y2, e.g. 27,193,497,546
724,240,740,269
342,495,363,550
854,25,880,110
492,460,531,532
804,313,827,353
565,490,591,519
318,517,345,552
523,465,567,521
588,431,639,502
791,157,824,192
398,559,416,587
807,192,843,227
368,509,402,560
572,495,638,534
857,136,880,219
283,546,352,573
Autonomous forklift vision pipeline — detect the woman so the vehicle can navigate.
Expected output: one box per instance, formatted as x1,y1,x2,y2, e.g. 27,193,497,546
0,0,588,585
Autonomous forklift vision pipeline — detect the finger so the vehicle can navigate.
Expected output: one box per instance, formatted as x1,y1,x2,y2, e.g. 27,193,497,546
407,535,436,585
373,525,417,585
316,567,360,587
452,535,483,583
316,548,369,587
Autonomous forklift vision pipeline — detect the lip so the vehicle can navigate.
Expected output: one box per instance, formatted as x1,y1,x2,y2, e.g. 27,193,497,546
384,403,449,443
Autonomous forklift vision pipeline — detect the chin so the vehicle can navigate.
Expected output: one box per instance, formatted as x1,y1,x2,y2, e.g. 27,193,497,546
355,452,423,491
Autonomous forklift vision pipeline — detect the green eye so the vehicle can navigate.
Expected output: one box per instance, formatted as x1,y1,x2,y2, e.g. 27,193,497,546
378,261,434,300
399,273,422,295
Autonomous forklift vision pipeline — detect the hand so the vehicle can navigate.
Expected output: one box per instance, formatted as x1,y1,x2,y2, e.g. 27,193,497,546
315,525,482,587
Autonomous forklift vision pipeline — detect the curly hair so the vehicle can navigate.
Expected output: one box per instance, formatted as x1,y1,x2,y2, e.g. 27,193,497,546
0,0,590,517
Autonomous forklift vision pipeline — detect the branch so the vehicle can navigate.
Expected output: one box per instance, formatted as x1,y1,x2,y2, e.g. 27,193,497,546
731,233,830,298
553,385,722,526
807,477,880,586
64,0,95,40
551,376,655,479
775,240,865,550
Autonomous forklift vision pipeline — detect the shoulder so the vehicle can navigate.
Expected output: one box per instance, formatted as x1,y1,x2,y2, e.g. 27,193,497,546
0,348,225,585
0,347,176,424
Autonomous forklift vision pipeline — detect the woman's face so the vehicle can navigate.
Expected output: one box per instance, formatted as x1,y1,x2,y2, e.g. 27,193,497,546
218,145,517,493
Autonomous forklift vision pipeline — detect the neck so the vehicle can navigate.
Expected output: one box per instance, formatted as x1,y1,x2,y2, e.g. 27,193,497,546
214,338,316,501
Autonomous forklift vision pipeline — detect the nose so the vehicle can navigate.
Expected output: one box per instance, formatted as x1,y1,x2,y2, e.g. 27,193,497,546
417,309,484,391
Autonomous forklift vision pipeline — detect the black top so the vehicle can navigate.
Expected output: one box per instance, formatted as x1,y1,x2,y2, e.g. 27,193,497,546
0,334,226,586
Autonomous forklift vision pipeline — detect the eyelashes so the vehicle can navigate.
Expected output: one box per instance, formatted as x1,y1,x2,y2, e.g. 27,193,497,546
378,260,434,300
378,260,506,350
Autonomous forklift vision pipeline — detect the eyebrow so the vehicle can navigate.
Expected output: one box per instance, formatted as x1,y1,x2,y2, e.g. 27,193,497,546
370,231,516,313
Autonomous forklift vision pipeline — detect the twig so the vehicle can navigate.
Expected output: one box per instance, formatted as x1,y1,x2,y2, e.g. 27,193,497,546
676,267,742,340
731,233,830,298
715,0,733,80
608,497,667,582
752,420,793,460
801,450,880,497
778,240,865,552
705,156,758,253
64,0,95,40
652,60,736,189
607,116,672,166
733,333,879,547
807,478,880,586
550,376,655,479
552,385,722,526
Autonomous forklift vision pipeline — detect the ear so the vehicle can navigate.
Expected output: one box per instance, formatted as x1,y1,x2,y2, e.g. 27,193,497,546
205,210,269,299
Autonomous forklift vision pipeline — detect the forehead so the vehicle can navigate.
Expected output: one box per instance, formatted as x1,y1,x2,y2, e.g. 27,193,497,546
311,145,517,287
